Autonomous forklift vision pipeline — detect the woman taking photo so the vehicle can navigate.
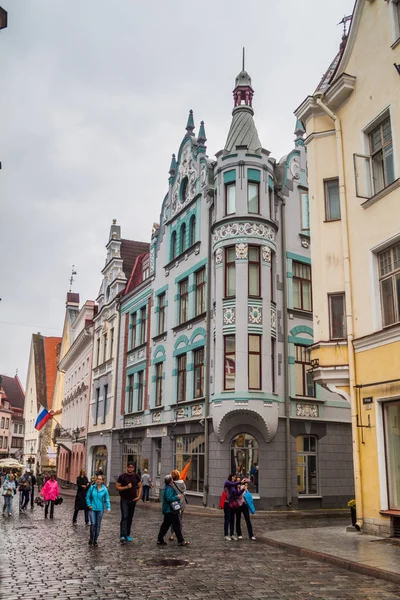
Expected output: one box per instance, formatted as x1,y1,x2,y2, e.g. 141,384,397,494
72,468,90,525
41,472,60,519
86,474,111,547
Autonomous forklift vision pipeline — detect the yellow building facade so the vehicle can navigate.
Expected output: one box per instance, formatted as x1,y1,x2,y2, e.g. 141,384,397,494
295,0,400,536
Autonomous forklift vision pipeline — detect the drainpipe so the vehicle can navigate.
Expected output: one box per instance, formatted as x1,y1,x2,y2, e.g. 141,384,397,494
277,191,292,507
111,304,121,488
203,194,213,507
314,94,363,530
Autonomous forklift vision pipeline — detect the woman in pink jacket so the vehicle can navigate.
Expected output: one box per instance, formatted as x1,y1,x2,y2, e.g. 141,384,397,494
41,472,60,519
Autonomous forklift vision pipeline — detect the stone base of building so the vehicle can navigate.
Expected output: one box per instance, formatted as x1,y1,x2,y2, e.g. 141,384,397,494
362,515,392,537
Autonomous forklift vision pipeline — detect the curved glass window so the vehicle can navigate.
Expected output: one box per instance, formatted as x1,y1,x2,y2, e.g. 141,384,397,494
230,433,259,494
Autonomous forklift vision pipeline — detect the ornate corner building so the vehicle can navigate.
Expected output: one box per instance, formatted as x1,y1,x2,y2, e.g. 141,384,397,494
109,65,354,510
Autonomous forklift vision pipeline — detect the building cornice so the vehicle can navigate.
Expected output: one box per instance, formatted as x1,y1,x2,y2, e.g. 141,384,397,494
59,329,92,372
295,74,356,124
353,323,400,352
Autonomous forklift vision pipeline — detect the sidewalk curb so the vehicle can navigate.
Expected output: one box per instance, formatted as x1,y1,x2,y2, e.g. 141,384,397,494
257,535,400,585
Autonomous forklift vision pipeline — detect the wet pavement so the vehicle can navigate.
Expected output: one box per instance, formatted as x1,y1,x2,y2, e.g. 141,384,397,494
1,497,400,600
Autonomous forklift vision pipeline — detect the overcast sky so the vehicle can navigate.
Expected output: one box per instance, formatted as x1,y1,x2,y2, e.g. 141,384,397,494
0,0,354,386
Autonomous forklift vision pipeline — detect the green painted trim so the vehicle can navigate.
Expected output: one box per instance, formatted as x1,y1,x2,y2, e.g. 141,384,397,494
126,364,146,375
288,336,313,346
186,363,194,372
155,284,168,296
247,168,261,182
288,356,295,364
121,288,152,314
268,175,274,190
290,325,313,338
221,154,238,161
189,327,206,344
191,339,206,352
324,400,351,408
151,376,156,383
175,258,207,283
174,334,189,350
286,252,311,265
212,393,284,403
173,346,189,357
172,368,178,377
223,169,236,184
245,154,262,159
287,272,293,278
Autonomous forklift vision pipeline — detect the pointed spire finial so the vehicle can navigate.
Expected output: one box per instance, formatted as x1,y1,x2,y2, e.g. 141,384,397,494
169,153,177,175
294,118,305,147
186,109,195,136
198,121,207,148
242,47,245,71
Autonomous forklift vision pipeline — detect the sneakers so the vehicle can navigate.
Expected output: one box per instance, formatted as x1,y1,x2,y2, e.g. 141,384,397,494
88,539,93,546
224,535,232,541
125,536,133,542
93,541,98,547
251,536,256,541
231,535,238,541
178,541,190,546
120,537,126,544
238,536,243,539
157,541,167,546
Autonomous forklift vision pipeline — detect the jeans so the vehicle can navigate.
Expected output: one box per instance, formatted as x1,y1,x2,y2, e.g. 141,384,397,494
120,499,137,538
223,502,234,536
73,507,89,524
44,500,55,519
236,503,253,538
158,513,184,544
3,495,13,514
142,485,150,502
89,510,103,543
169,512,183,536
20,490,30,510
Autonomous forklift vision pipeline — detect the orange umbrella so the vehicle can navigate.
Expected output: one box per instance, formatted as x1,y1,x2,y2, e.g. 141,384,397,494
180,460,191,481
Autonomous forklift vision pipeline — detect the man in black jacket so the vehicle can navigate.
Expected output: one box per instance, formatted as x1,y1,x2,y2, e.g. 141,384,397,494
30,472,37,508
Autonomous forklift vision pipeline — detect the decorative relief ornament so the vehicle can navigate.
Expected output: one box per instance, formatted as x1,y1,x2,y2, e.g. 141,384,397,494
137,348,145,360
223,307,236,325
152,412,161,423
248,306,263,325
215,248,223,265
235,243,248,260
191,405,203,417
171,146,197,217
296,403,319,418
270,305,277,331
290,158,300,180
200,164,207,187
177,408,185,420
213,222,275,245
149,247,155,273
262,246,271,263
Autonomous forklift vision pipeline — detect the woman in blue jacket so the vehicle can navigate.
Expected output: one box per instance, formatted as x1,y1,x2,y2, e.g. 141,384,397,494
86,474,111,546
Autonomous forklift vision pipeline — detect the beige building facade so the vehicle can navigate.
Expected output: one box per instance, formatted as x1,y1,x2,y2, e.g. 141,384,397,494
295,0,400,536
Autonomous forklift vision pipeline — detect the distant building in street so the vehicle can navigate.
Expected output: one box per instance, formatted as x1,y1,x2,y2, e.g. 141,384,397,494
110,66,354,508
55,295,96,487
23,334,61,472
0,374,25,460
295,0,400,534
86,220,149,483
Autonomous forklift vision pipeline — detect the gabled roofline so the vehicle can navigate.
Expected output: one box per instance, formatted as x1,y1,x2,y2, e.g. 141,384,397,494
335,0,363,80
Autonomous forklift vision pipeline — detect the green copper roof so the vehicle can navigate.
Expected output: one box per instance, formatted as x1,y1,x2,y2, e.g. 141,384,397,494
186,110,195,135
198,120,206,144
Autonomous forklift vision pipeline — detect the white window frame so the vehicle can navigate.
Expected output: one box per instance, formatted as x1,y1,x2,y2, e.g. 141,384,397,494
389,0,400,45
354,108,396,199
370,233,400,331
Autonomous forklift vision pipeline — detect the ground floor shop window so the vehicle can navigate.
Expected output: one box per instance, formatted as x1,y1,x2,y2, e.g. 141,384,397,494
122,439,142,474
297,435,318,495
384,400,400,510
230,433,259,494
92,445,108,476
174,434,204,492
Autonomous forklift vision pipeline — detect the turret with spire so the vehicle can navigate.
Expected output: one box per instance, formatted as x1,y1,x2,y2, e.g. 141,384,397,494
224,48,262,154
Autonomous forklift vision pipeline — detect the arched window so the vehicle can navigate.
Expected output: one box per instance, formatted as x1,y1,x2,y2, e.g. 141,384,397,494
181,177,189,203
180,223,186,254
189,215,196,246
230,433,259,494
171,230,177,260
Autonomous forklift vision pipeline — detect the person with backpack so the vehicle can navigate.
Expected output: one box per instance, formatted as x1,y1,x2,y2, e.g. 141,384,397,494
86,474,111,547
157,474,189,547
168,469,187,542
140,469,152,503
234,478,256,541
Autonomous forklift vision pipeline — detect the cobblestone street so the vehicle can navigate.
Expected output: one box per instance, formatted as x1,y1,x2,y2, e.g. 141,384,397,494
1,498,400,600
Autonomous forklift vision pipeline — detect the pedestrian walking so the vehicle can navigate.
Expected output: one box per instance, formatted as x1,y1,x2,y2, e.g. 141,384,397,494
41,472,60,519
116,462,142,543
141,469,152,503
168,470,187,542
157,474,189,547
2,474,16,517
18,471,31,512
72,469,90,525
30,472,37,509
37,472,44,492
86,474,111,547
